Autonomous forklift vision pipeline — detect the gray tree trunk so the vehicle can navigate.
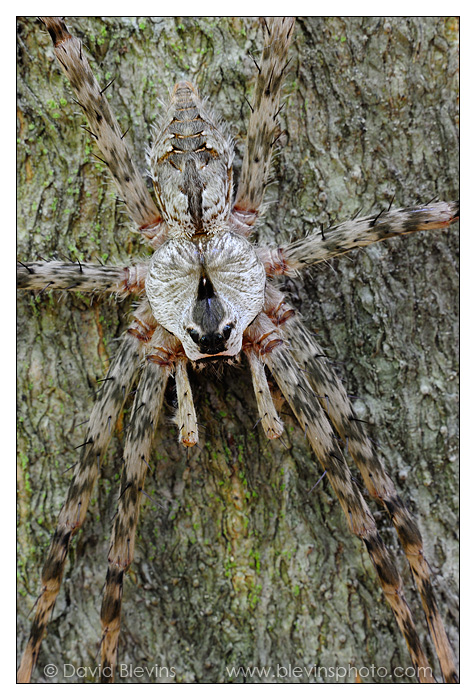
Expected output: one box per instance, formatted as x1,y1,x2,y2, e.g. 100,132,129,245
17,17,459,684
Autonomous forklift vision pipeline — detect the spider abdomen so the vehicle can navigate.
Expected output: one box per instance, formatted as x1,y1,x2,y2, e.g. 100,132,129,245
149,81,234,237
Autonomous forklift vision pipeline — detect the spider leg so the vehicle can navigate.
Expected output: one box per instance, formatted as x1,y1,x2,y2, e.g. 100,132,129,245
99,327,176,682
17,260,149,294
231,17,295,234
266,291,459,682
174,358,199,447
259,202,459,275
246,312,437,683
244,344,284,439
17,302,156,683
146,339,197,447
40,17,165,244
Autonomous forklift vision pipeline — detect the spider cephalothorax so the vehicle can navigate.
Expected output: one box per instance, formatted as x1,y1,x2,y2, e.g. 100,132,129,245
146,229,266,360
17,17,458,684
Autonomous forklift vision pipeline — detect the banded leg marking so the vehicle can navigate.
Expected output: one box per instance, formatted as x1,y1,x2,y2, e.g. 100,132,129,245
100,333,172,682
232,17,295,233
17,325,146,683
40,17,165,240
275,307,458,682
247,313,436,683
259,202,459,275
17,261,149,295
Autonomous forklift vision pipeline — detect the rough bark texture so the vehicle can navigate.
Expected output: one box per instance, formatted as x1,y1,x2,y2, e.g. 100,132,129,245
17,17,459,684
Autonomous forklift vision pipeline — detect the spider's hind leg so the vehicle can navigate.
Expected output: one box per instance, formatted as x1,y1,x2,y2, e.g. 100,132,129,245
40,17,166,245
231,17,295,234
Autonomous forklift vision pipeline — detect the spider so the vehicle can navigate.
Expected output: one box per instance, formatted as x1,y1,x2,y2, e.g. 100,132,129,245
17,17,459,684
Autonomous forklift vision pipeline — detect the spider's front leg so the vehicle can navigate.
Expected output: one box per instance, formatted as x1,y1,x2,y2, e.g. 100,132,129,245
99,329,190,682
264,286,458,682
245,312,437,683
17,302,156,683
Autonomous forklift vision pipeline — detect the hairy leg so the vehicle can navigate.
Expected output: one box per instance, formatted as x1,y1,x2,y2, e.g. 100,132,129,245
231,17,295,234
40,17,165,243
17,260,149,294
266,288,458,682
17,303,155,683
259,202,459,275
100,328,175,682
247,312,436,683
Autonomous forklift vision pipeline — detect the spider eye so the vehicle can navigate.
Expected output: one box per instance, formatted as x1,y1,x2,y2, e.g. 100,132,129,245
222,324,233,340
187,328,200,344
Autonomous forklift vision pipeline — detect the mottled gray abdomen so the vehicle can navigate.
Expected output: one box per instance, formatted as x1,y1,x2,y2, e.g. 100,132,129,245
149,82,234,237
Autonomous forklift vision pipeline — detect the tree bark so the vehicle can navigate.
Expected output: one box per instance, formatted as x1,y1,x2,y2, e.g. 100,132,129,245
17,17,459,683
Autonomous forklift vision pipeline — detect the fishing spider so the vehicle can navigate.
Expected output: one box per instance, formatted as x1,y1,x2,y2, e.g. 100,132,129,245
17,17,459,683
